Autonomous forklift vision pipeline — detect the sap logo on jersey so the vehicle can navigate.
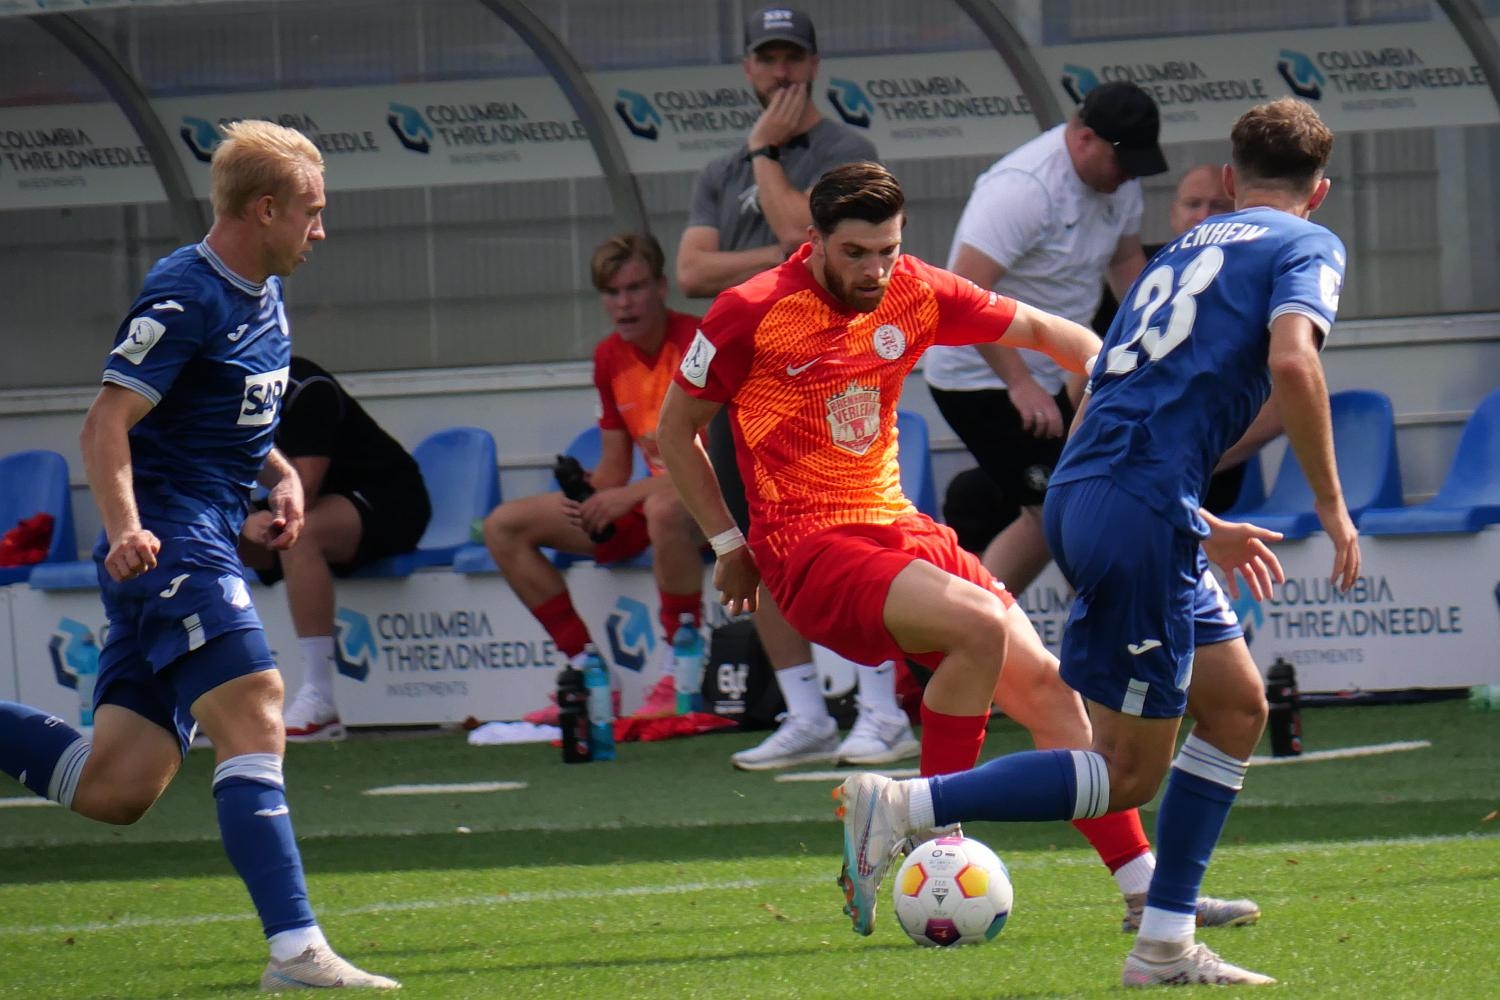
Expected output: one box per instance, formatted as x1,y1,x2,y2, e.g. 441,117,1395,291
238,365,289,426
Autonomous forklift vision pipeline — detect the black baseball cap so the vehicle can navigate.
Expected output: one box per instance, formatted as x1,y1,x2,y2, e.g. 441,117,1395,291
1079,81,1168,179
744,7,817,54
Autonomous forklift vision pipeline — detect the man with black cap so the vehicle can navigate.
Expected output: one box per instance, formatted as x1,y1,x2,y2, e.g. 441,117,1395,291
924,80,1169,604
677,8,916,774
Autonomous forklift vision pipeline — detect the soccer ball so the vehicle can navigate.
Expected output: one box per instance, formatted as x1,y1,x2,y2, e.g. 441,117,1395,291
892,834,1012,947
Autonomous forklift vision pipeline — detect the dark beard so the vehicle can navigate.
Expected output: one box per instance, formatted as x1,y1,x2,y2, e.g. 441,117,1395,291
822,263,884,313
755,79,815,109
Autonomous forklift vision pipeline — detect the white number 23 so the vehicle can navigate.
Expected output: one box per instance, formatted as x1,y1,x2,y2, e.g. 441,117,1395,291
1104,246,1224,376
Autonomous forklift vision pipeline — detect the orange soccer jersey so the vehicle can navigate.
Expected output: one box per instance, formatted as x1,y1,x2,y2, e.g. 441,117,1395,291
595,310,700,474
675,245,1018,563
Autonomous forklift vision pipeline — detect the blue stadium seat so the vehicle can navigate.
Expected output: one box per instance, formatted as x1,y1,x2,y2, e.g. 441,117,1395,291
452,426,652,575
0,449,77,585
1359,388,1500,535
897,410,938,519
1233,390,1403,540
352,427,500,577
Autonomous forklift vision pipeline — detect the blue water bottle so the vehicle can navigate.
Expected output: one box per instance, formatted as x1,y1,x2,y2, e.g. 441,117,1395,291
76,631,101,737
582,644,616,761
672,613,705,715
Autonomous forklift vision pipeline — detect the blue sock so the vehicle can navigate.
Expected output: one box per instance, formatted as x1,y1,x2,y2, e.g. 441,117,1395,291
1148,733,1246,915
930,748,1109,825
213,754,317,938
0,701,91,807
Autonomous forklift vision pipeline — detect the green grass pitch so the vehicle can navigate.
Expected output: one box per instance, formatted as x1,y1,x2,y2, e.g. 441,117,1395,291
1,700,1495,998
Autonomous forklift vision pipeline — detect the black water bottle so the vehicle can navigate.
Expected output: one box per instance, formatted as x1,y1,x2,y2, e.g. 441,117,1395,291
552,454,615,543
1266,657,1302,757
556,662,592,763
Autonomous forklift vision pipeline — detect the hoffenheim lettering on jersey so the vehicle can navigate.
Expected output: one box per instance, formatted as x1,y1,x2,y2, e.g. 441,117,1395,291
1051,207,1345,534
101,241,292,519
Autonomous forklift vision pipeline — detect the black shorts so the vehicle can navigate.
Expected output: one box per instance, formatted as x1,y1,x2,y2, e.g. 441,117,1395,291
929,384,1075,508
708,408,752,534
254,481,431,585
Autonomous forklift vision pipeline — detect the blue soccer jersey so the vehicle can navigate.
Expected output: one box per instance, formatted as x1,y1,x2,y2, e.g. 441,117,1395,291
1051,207,1345,533
102,241,291,521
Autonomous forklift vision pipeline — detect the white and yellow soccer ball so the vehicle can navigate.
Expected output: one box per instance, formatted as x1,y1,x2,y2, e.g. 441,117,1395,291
892,834,1013,947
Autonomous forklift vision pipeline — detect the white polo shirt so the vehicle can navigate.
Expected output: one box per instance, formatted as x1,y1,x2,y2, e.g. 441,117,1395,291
924,124,1143,393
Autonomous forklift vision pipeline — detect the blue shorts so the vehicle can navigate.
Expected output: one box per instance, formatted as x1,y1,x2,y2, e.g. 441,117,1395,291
94,511,277,755
1044,477,1242,719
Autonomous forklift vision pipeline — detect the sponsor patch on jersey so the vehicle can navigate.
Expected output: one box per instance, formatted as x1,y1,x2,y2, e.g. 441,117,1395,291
1319,264,1341,312
825,381,881,456
872,323,906,360
680,330,716,388
112,316,166,365
238,365,289,427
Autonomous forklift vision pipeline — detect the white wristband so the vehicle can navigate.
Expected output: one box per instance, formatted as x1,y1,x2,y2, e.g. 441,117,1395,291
709,526,746,557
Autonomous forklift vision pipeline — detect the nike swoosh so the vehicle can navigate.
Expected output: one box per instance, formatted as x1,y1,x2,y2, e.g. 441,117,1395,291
159,573,190,598
786,356,822,377
1128,640,1163,656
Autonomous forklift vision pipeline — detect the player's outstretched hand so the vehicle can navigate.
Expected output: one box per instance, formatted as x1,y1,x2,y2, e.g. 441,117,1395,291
714,546,762,616
1314,498,1361,592
1200,512,1285,602
265,474,306,551
105,527,160,582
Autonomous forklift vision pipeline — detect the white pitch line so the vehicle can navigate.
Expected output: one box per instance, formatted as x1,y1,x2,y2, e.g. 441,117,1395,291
774,768,921,783
0,798,59,809
1,831,1493,939
1249,739,1431,766
362,781,527,796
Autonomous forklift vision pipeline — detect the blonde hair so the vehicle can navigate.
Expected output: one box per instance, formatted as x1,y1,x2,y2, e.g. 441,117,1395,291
210,120,325,219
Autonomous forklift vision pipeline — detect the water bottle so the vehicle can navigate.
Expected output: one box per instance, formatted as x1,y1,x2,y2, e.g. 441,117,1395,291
556,661,591,764
672,613,705,715
553,455,615,543
1265,657,1302,757
582,644,616,761
76,631,101,738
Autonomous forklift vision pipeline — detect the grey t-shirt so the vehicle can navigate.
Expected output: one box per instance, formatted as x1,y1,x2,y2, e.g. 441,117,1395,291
686,118,879,252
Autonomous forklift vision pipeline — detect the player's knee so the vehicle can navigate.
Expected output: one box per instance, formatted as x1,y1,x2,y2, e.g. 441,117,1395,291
482,503,524,551
1105,763,1165,812
76,779,161,825
642,491,693,538
949,593,1010,657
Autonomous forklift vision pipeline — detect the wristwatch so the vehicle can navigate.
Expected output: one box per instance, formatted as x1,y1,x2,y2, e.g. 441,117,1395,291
747,144,781,162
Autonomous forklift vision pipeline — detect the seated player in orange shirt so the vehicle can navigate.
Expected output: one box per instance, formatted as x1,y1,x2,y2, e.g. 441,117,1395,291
657,162,1258,934
483,233,704,713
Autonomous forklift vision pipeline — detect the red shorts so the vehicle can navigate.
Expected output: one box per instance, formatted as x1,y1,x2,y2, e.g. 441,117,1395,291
594,507,651,564
760,513,1014,670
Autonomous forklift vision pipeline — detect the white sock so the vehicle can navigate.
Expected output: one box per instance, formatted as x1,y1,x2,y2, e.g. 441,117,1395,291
855,660,901,716
1115,852,1157,896
269,924,329,963
298,636,335,701
906,779,935,832
1138,906,1196,945
774,662,827,721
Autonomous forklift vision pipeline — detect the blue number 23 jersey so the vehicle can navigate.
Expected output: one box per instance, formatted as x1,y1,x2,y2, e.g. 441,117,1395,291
1050,206,1345,534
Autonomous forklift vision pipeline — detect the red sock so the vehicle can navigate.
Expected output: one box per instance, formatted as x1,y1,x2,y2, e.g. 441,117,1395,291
658,590,702,641
532,591,590,659
1073,810,1152,872
919,703,989,777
